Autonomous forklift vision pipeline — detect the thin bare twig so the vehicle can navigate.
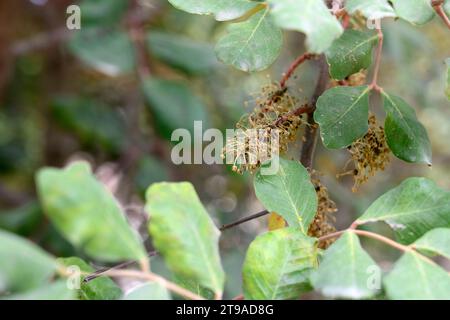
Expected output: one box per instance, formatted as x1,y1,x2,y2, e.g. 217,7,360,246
279,53,316,88
300,55,329,169
432,1,450,29
100,269,206,300
369,22,384,92
219,209,269,231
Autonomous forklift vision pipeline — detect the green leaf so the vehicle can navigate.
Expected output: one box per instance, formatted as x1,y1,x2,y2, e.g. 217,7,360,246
4,280,76,300
36,161,146,262
254,157,318,232
68,28,135,76
384,252,450,299
51,96,126,153
413,228,450,259
167,0,258,21
311,232,380,299
141,78,209,140
326,30,378,80
445,0,450,16
123,282,171,300
79,0,128,26
146,182,225,295
147,31,218,75
135,156,170,197
0,202,42,236
267,0,343,53
215,9,283,72
345,0,397,19
446,58,450,100
243,227,318,300
357,177,450,244
391,0,435,25
382,92,432,164
315,86,370,149
57,257,122,300
0,230,57,293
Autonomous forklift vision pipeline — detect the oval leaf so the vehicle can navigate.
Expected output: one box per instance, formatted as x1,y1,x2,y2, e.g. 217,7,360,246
384,252,450,299
243,227,318,300
345,0,397,20
383,92,432,164
315,86,370,149
311,232,380,299
357,177,450,244
215,9,283,72
141,78,209,140
68,27,135,76
391,0,435,25
167,0,258,21
146,182,225,295
326,30,378,80
254,157,318,233
146,31,218,75
413,228,450,260
0,230,57,294
123,282,171,300
268,0,343,53
4,280,76,300
36,161,146,262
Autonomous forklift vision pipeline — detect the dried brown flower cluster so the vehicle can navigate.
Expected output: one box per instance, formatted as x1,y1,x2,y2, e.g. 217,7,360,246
308,173,337,249
222,84,305,174
330,71,367,88
339,113,391,192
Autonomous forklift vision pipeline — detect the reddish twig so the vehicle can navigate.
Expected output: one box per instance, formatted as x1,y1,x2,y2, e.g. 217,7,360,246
369,22,384,92
280,53,316,88
432,1,450,29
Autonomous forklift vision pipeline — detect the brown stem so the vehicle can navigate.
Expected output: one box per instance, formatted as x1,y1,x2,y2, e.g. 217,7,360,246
219,210,269,231
279,53,316,88
274,104,312,126
300,55,329,169
369,23,384,91
433,2,450,29
99,269,206,300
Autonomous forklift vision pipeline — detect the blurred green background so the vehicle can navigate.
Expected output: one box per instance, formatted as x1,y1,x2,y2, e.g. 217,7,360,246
0,0,449,298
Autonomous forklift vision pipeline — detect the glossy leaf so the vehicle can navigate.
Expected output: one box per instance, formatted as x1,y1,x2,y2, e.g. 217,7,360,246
58,257,122,300
357,177,450,244
383,92,432,164
68,28,135,76
146,182,225,295
345,0,397,19
391,0,435,25
4,280,76,300
0,230,57,293
123,282,171,300
413,228,450,259
215,9,283,72
311,232,380,299
141,78,209,140
384,252,450,299
167,0,258,21
315,86,370,149
147,31,218,75
243,227,318,300
79,0,128,26
326,30,378,80
268,0,343,53
36,161,146,262
254,157,318,233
